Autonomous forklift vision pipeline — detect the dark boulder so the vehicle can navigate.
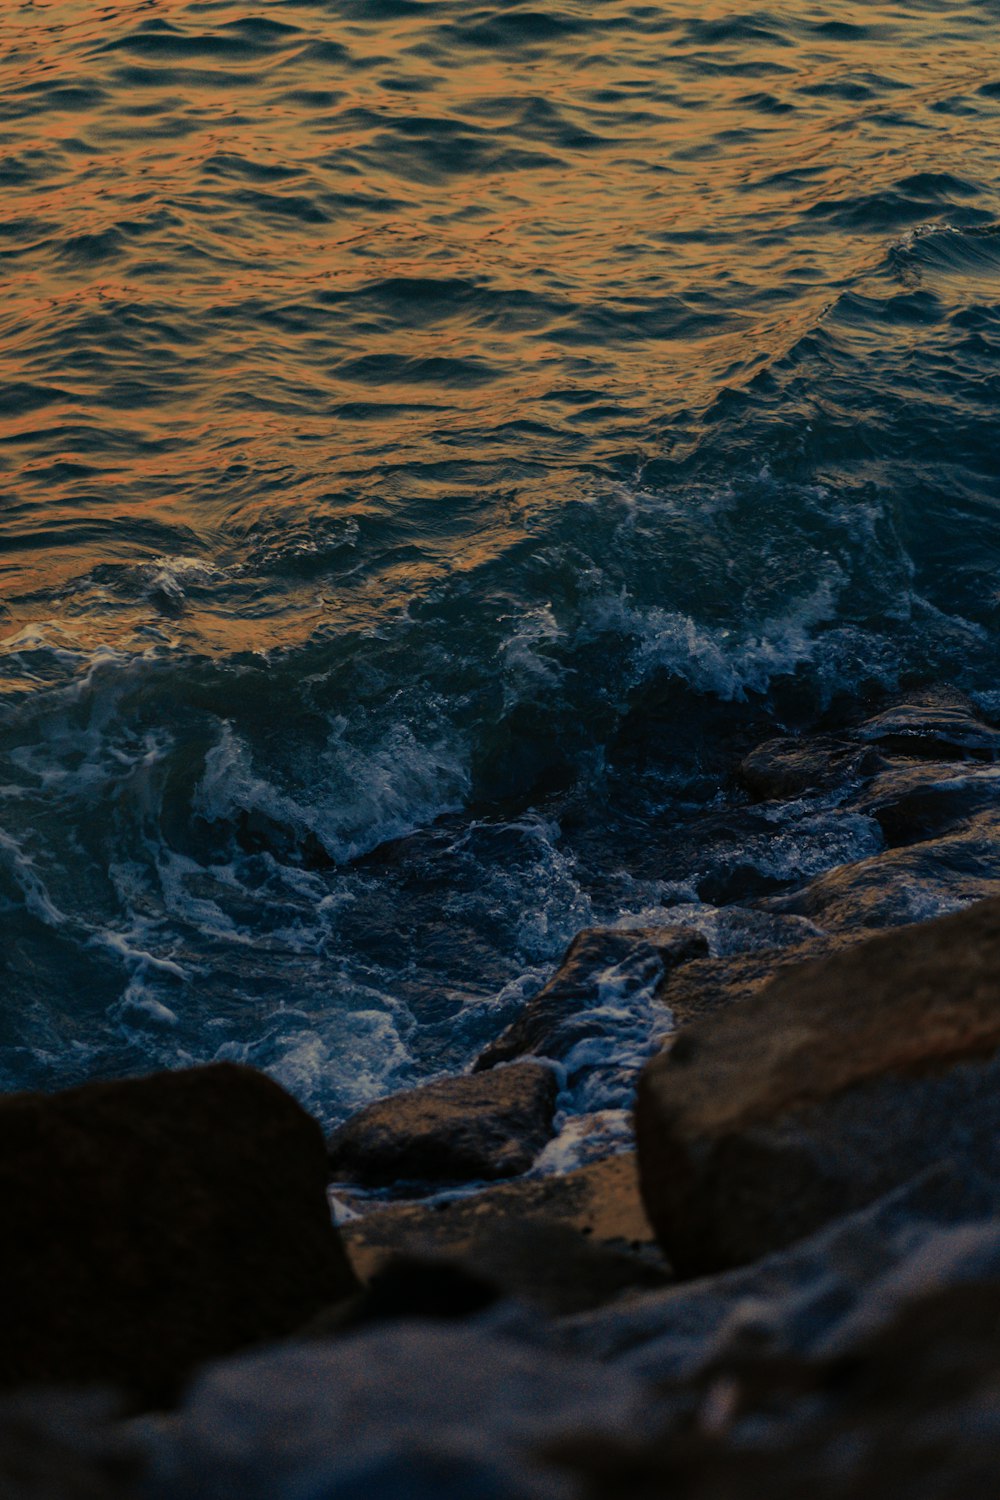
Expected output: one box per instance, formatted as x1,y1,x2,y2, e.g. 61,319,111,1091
636,895,1000,1275
0,1391,140,1500
0,1063,357,1402
476,927,707,1072
327,1061,558,1188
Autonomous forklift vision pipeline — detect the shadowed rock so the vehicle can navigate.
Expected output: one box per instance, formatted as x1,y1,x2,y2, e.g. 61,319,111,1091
0,1063,357,1403
636,895,1000,1275
327,1061,558,1187
549,1276,1000,1500
0,1391,141,1500
146,1323,648,1500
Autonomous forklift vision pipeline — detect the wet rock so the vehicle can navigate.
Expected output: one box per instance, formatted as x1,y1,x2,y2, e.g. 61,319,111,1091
146,1323,649,1500
850,760,1000,846
338,1152,669,1317
326,1062,559,1187
0,1063,357,1402
854,686,1000,760
475,927,708,1071
762,808,1000,930
635,895,1000,1274
658,935,841,1027
738,735,879,801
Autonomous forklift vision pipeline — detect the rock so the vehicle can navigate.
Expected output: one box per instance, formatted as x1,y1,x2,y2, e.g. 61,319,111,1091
635,895,1000,1274
327,1062,559,1187
850,760,1000,846
145,1323,649,1500
551,1277,1000,1500
475,927,708,1072
657,935,842,1026
0,1391,141,1500
337,1152,669,1317
738,735,880,801
563,1163,1000,1381
761,808,1000,930
0,1063,357,1402
854,687,1000,760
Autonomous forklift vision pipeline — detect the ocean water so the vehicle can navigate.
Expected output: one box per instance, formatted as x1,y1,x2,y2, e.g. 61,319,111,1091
1,0,999,1133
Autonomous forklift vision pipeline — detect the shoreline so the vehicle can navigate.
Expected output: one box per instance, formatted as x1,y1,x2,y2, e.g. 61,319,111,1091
5,680,1000,1495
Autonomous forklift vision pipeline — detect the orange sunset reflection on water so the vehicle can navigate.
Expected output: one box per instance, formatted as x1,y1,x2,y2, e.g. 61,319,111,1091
1,0,997,657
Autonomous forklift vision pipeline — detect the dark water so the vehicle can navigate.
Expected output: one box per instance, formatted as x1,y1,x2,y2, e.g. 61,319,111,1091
2,1,999,1134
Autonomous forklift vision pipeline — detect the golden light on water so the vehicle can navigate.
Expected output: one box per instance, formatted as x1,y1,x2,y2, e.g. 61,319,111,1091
1,0,995,652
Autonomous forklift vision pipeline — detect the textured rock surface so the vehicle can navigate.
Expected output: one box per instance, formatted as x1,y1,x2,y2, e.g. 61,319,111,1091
327,1062,558,1187
0,1063,357,1401
762,809,1000,930
636,896,1000,1274
145,1324,649,1500
476,926,707,1071
851,761,1000,847
656,935,840,1027
854,688,1000,759
337,1152,668,1317
564,1165,1000,1379
552,1277,1000,1500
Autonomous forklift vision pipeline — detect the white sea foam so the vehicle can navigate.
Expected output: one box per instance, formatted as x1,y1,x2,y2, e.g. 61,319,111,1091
195,716,470,866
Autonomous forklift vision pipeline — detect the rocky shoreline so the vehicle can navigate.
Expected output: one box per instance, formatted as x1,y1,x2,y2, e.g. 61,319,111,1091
5,684,1000,1497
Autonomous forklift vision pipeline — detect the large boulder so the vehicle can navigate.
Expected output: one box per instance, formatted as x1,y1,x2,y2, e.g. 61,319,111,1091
0,1063,357,1402
327,1062,558,1187
635,895,1000,1275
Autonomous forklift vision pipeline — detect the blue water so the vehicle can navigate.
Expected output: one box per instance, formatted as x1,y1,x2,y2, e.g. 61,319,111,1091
1,0,999,1130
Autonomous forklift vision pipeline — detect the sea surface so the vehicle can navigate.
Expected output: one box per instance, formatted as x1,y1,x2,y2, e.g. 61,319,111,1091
2,0,999,1141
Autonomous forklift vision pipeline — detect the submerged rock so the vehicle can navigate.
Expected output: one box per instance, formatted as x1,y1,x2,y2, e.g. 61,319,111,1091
636,895,1000,1274
0,1063,357,1402
475,926,707,1072
327,1061,558,1187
